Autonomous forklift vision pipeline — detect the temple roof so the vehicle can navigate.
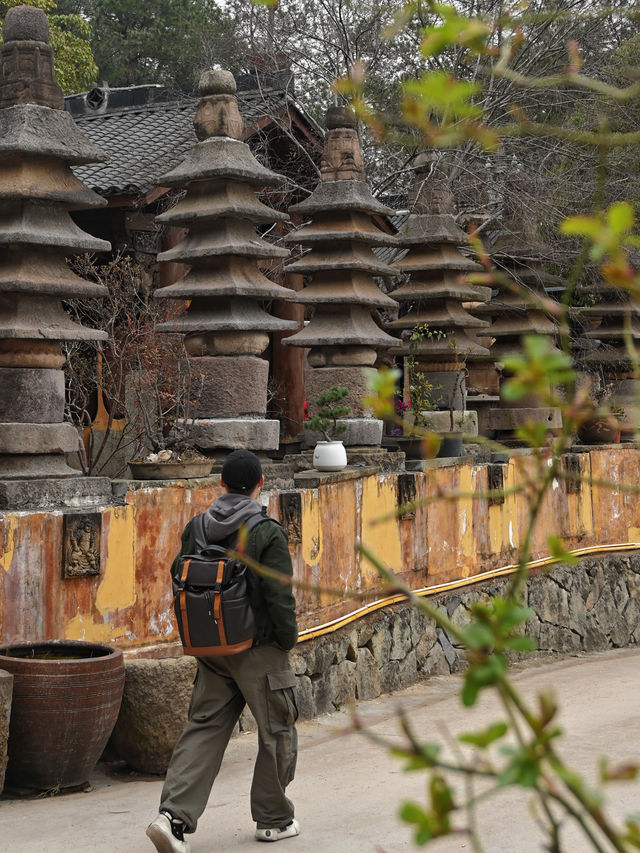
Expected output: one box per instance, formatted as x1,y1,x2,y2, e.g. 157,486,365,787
66,84,322,198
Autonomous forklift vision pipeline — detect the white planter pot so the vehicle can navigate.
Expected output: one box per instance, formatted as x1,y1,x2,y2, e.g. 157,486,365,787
313,440,347,472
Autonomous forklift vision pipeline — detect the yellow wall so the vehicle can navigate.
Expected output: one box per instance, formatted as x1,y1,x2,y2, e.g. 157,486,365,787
1,448,639,652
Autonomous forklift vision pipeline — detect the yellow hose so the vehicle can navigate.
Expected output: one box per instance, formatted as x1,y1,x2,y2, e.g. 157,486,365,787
297,541,640,643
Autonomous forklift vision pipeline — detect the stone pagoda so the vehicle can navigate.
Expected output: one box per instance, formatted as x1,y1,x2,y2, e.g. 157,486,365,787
475,213,563,440
153,69,298,453
389,152,490,436
0,5,111,508
282,106,399,446
573,278,640,440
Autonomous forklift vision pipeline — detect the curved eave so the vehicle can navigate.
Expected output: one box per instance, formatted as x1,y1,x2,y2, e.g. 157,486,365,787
0,279,108,298
159,243,289,263
285,257,396,278
156,316,299,333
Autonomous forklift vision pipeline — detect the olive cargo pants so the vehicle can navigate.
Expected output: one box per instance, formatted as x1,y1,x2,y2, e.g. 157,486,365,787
160,644,298,833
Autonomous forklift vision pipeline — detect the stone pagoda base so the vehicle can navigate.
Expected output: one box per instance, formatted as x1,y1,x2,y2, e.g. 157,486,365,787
487,406,562,438
303,418,383,448
415,410,478,436
187,418,280,452
0,476,112,511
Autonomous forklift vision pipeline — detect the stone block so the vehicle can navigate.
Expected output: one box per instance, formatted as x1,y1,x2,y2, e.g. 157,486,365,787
306,367,374,418
183,356,269,416
368,624,391,666
334,660,356,708
0,669,13,795
293,647,314,676
295,675,315,720
312,639,337,674
355,647,381,700
0,422,79,454
188,418,280,451
0,475,112,509
436,628,457,668
417,410,478,436
415,631,437,669
110,656,197,775
311,667,337,716
0,368,64,423
303,418,383,448
420,641,451,676
389,612,412,661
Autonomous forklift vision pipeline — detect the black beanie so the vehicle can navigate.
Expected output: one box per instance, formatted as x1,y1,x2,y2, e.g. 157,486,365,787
221,449,262,493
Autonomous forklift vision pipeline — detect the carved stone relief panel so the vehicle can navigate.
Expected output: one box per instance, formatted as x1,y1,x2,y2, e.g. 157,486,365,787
63,512,101,578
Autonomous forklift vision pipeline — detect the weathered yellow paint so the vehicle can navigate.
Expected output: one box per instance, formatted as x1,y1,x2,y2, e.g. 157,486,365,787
3,446,640,652
96,505,136,615
360,474,403,580
301,488,322,565
65,613,129,643
0,514,17,573
458,466,475,576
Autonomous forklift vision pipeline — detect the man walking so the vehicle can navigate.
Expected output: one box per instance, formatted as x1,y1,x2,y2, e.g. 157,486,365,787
146,450,299,852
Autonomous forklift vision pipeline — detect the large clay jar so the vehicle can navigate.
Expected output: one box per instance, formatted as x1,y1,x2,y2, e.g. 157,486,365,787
0,640,125,791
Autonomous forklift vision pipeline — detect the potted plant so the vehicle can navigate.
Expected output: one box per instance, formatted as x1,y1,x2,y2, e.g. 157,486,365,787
127,359,213,479
305,385,351,471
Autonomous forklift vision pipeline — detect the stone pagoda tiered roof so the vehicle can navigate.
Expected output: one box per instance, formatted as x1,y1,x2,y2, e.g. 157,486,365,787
282,107,398,359
476,229,562,359
154,69,297,340
0,4,111,489
388,152,490,361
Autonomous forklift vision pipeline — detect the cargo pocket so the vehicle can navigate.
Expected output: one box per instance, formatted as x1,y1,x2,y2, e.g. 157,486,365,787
266,669,299,734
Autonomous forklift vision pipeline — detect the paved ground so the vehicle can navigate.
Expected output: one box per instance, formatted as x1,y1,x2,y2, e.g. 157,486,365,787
2,647,640,853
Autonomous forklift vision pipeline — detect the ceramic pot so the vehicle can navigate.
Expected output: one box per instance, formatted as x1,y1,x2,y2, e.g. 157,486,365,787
577,415,620,445
313,440,347,471
0,640,124,790
437,431,464,458
396,436,424,460
128,460,213,479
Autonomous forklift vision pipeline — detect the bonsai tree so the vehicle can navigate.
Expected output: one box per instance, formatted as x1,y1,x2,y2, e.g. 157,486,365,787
305,385,351,441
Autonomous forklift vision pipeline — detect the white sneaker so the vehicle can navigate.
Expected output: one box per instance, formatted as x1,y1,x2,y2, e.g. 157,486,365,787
255,818,301,842
146,811,190,853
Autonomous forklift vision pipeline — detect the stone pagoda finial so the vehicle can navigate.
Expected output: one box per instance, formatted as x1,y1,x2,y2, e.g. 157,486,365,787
0,5,112,505
282,106,399,447
389,153,490,433
153,69,297,453
474,207,563,441
0,5,64,109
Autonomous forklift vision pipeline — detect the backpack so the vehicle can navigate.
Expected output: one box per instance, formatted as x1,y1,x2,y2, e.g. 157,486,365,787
172,509,269,656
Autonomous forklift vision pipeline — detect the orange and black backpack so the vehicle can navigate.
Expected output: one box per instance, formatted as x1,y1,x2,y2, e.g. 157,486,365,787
172,509,269,656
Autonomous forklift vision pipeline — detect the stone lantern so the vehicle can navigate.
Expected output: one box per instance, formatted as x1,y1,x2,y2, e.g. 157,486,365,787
153,69,298,453
282,107,399,446
0,5,111,508
388,152,490,437
475,224,563,441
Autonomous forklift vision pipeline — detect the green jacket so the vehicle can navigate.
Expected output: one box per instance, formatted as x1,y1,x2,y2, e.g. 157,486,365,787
171,515,298,651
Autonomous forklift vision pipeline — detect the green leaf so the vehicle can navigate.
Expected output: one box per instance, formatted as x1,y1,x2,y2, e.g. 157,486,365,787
548,534,578,565
503,635,536,652
400,801,428,824
462,621,495,649
607,201,635,235
459,721,509,748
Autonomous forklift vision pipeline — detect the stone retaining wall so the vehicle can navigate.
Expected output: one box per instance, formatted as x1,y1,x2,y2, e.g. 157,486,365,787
109,552,640,773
